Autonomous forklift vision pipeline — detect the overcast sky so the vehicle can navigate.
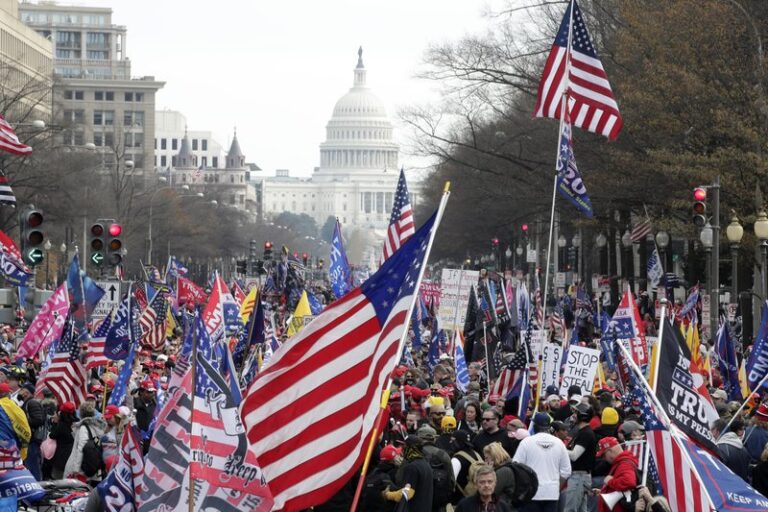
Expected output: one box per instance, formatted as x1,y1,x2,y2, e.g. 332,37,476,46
47,0,497,176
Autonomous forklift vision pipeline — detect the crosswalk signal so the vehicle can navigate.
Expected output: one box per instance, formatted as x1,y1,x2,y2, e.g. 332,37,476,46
21,208,45,266
89,222,105,266
693,187,707,227
107,221,123,267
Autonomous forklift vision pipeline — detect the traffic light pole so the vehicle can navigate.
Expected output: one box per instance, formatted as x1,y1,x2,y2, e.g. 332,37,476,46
711,175,721,344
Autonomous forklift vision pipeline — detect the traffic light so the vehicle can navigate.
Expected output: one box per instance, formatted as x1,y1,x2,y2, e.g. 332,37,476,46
106,221,123,267
491,237,500,249
693,187,707,227
302,252,309,266
89,222,105,266
264,241,273,261
521,224,529,245
20,208,45,266
236,259,247,274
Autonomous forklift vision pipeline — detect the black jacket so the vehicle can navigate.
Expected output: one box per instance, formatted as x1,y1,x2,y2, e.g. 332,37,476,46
134,396,156,432
399,457,433,512
455,494,512,512
49,415,75,471
717,434,752,482
22,398,45,431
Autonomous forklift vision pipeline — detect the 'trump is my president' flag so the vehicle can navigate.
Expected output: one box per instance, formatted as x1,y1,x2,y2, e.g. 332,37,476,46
747,301,768,390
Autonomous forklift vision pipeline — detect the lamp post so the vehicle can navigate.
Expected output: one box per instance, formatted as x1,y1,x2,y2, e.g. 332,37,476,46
557,235,567,272
754,209,768,300
700,223,714,339
621,229,633,287
656,231,670,270
59,243,66,285
596,232,607,275
572,232,581,283
44,240,51,288
726,214,744,304
505,247,512,272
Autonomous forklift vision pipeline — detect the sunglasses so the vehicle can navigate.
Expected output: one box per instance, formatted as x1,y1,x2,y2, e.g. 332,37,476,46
431,412,445,416
482,417,497,422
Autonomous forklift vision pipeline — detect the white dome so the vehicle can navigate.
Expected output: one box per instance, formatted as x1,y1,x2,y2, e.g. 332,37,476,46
332,88,387,118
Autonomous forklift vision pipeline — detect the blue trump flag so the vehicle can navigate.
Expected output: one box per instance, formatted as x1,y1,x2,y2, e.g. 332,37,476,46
454,341,469,393
329,219,353,299
556,110,593,218
747,301,768,390
716,323,742,401
104,285,139,361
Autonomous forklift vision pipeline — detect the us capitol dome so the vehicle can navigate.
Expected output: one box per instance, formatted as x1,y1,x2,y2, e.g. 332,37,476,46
261,47,419,265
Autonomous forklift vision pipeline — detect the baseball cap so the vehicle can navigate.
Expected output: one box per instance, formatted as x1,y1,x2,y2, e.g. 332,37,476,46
85,393,96,400
140,380,156,392
59,401,76,414
0,382,11,394
532,412,551,428
568,394,583,405
711,389,728,401
619,420,644,436
597,436,620,457
103,404,120,420
379,444,402,462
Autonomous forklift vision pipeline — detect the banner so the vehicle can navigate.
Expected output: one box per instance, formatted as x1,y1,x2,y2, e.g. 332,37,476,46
747,302,768,390
655,318,718,451
420,280,441,307
438,269,479,329
610,291,648,371
555,110,594,218
559,345,600,396
541,344,563,395
329,220,353,299
177,276,206,305
17,283,69,359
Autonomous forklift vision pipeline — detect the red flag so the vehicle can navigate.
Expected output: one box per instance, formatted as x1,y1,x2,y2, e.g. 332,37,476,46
231,280,246,308
177,276,206,305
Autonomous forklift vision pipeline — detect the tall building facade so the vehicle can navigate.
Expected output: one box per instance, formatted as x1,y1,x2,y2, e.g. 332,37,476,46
154,110,225,171
19,1,163,176
0,0,52,120
261,48,420,264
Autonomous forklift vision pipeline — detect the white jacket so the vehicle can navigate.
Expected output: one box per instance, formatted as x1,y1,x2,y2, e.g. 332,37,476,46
63,416,106,478
512,432,571,501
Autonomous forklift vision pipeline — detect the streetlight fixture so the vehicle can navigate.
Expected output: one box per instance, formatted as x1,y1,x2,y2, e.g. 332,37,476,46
656,230,670,270
726,213,744,304
596,232,607,275
621,229,633,284
755,209,768,300
572,232,581,281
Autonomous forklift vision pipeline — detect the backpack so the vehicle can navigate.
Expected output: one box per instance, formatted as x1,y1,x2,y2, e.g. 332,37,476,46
424,449,453,508
361,468,392,512
501,461,539,505
80,424,103,478
455,451,485,497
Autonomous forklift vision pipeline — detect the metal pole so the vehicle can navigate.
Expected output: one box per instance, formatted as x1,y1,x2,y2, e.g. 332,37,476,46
763,242,768,300
148,202,153,266
712,175,721,343
731,245,739,304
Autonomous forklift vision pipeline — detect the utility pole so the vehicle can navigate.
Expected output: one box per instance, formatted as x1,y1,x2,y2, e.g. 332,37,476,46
711,175,721,344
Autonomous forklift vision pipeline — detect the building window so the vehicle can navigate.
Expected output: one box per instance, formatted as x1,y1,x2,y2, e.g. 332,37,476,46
64,90,84,100
124,111,144,126
230,175,234,183
201,156,207,168
124,92,133,102
202,139,208,151
135,93,144,102
212,157,218,168
363,192,372,214
161,156,166,167
182,174,187,182
63,110,84,124
95,91,103,101
214,175,219,183
172,139,178,150
172,156,177,167
192,139,198,151
161,138,167,150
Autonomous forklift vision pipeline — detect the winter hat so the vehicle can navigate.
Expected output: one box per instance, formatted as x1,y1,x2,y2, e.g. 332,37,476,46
755,403,768,422
601,407,620,426
619,420,644,436
417,424,438,443
568,385,582,398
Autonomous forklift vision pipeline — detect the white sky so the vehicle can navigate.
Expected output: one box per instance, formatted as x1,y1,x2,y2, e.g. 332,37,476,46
49,0,497,176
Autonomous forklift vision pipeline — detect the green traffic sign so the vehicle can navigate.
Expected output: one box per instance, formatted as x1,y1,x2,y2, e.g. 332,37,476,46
91,252,104,265
26,248,43,265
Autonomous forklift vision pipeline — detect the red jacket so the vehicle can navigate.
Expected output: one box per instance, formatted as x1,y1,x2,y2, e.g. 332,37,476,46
598,450,639,512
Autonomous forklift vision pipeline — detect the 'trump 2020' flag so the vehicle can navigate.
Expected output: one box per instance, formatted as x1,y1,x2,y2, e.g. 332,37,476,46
533,0,622,140
380,168,415,264
556,110,593,218
647,247,664,289
17,282,69,359
329,219,353,299
97,425,145,511
242,211,439,511
747,301,768,390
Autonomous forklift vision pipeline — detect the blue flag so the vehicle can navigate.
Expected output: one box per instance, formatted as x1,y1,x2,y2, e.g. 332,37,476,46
307,291,323,315
556,111,593,218
747,302,768,390
455,342,469,393
647,247,664,288
108,340,136,407
716,324,742,402
166,255,189,279
104,286,138,361
427,331,440,373
329,219,353,299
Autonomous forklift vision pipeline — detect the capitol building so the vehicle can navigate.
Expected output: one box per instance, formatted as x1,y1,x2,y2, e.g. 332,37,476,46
261,48,420,265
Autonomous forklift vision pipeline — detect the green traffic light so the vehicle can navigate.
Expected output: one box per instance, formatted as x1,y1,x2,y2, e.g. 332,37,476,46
26,248,43,266
91,252,104,265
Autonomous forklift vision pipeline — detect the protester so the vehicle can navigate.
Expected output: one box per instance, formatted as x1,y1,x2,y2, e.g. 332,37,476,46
450,429,484,500
363,444,408,511
564,403,598,512
18,381,45,480
474,409,514,455
750,442,768,498
398,435,434,511
711,418,751,480
595,437,639,512
455,464,513,512
482,441,517,505
64,401,107,484
48,401,77,480
457,400,481,434
744,404,768,461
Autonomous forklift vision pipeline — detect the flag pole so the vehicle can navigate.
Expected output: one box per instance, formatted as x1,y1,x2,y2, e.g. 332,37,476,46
718,371,768,441
350,181,452,512
187,311,198,512
615,332,716,511
642,298,667,484
540,0,576,396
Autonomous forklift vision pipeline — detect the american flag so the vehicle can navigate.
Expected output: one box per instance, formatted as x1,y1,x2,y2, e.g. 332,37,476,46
532,270,543,328
166,255,189,279
0,171,16,206
637,383,710,512
630,218,652,243
533,0,622,140
491,349,527,398
549,305,567,341
241,210,438,511
380,168,415,263
0,114,32,155
134,286,148,312
138,291,168,350
41,317,87,406
86,315,111,370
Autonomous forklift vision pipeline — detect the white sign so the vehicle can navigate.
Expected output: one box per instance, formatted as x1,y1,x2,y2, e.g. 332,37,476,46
93,280,121,319
438,269,480,329
526,249,537,264
560,345,600,396
555,272,566,288
541,344,563,396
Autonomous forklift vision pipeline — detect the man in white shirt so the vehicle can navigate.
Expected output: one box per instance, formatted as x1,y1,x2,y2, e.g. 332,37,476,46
513,412,571,512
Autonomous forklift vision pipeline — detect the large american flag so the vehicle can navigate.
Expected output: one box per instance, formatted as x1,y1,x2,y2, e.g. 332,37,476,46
637,382,711,512
0,114,32,155
86,315,112,370
533,0,622,140
42,317,87,406
241,211,437,511
490,349,527,398
138,291,168,350
630,218,652,243
380,168,415,263
0,171,16,206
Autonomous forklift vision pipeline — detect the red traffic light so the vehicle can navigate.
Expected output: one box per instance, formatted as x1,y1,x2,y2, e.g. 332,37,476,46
693,187,707,201
521,224,529,232
491,237,499,246
108,223,122,237
302,252,308,259
264,241,273,249
293,251,299,259
27,212,43,227
90,224,104,236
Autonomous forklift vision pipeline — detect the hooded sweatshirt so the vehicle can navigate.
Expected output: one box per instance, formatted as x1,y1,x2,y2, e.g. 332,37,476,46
717,431,751,480
598,450,638,512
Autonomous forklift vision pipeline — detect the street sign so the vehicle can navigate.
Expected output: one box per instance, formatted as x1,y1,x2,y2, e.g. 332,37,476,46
93,280,120,319
555,272,566,288
91,252,104,266
526,249,537,264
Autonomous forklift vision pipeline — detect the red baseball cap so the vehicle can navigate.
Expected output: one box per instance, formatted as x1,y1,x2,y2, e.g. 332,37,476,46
140,380,156,392
59,401,76,414
103,404,120,420
597,436,620,457
0,383,11,394
380,444,403,462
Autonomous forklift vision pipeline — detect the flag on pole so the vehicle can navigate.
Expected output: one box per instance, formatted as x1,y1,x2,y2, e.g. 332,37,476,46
138,290,169,350
455,341,470,393
0,171,15,208
97,425,145,511
17,282,69,359
329,219,353,299
40,316,87,406
490,349,527,399
380,168,415,263
86,315,111,370
231,280,246,309
241,211,438,511
104,288,139,361
747,301,768,390
0,114,32,155
556,109,593,217
715,323,742,402
166,255,189,279
630,218,652,243
647,247,664,288
240,287,258,323
533,0,622,140
177,276,207,305
286,290,312,337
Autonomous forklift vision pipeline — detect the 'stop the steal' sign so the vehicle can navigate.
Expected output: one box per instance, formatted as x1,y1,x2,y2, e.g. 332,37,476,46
560,345,600,396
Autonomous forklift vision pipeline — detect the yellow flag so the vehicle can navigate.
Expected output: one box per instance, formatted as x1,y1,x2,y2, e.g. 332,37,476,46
287,290,313,337
165,307,177,338
593,361,605,394
240,288,258,323
739,358,750,400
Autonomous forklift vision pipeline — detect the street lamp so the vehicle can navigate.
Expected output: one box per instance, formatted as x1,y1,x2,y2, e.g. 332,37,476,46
572,232,581,281
726,213,744,303
656,230,670,270
621,229,633,285
557,235,566,272
755,209,768,299
596,232,607,274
